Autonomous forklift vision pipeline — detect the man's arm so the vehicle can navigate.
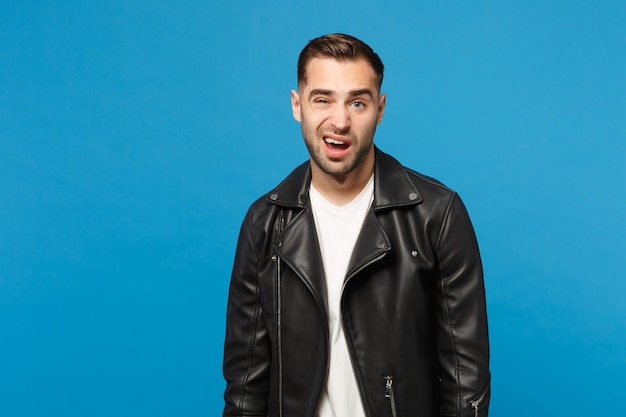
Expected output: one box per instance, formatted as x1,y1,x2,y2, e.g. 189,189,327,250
435,194,490,417
223,209,271,417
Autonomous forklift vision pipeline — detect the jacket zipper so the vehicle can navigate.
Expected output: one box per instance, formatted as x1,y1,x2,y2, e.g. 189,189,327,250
468,384,489,417
384,375,398,417
341,248,389,414
342,251,388,294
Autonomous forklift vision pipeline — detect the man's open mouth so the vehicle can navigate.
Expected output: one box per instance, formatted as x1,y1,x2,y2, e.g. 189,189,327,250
324,137,349,150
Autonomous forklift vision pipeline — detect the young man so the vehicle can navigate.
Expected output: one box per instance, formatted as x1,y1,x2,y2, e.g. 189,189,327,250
223,33,490,417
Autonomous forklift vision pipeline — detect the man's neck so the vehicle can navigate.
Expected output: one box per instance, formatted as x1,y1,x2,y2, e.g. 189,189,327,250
310,153,374,206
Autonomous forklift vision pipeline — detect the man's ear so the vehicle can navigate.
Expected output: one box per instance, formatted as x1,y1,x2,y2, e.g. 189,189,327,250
291,89,302,122
377,93,386,125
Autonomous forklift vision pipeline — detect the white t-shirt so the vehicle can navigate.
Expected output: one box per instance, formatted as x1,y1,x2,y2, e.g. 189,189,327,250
309,175,374,417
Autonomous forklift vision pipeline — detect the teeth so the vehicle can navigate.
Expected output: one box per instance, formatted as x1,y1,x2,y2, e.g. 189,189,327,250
324,137,345,145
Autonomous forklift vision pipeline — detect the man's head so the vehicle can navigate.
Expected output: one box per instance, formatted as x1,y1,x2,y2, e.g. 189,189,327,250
297,33,384,92
291,34,386,186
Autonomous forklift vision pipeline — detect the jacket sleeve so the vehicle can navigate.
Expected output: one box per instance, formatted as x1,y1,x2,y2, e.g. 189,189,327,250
435,194,490,417
223,208,271,417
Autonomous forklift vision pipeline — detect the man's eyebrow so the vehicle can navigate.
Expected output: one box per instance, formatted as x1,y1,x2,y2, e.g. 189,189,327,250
349,89,374,98
308,89,374,99
308,89,333,99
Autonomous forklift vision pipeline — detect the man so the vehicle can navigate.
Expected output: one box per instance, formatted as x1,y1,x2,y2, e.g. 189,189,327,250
223,33,490,417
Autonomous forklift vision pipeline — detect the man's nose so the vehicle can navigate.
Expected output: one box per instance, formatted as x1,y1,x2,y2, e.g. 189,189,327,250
329,105,350,132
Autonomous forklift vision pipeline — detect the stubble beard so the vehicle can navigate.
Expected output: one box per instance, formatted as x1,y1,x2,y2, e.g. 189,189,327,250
301,120,377,177
303,132,374,177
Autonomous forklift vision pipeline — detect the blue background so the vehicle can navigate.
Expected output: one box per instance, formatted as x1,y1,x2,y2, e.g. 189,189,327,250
1,1,624,416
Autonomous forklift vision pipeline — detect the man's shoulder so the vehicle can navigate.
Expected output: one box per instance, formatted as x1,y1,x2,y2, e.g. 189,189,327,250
375,148,457,204
244,160,310,219
402,165,454,195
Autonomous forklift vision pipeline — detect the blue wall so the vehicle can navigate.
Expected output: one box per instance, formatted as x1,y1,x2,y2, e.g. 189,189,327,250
1,1,624,415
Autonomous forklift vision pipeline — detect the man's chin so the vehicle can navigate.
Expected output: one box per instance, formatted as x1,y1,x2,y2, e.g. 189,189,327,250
318,160,355,177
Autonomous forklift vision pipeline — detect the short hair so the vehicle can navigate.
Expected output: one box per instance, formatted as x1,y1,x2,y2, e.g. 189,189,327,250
297,33,384,90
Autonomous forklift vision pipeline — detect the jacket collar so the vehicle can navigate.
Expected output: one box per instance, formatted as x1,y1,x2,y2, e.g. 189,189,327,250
266,147,423,209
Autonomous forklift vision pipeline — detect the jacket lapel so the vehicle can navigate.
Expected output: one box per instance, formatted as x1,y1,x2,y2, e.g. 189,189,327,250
346,209,390,280
273,208,328,314
346,149,422,280
267,162,328,313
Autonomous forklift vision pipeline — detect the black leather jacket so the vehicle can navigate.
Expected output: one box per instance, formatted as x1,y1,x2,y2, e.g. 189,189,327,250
224,148,490,417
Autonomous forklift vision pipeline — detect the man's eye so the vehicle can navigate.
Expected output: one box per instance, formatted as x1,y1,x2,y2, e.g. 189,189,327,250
352,101,364,108
315,98,329,104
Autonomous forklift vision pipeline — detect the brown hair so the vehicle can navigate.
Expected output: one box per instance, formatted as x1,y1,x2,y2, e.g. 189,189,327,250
297,33,384,89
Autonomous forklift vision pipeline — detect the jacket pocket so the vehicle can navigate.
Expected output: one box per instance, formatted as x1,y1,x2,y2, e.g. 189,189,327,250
384,375,399,417
468,383,490,417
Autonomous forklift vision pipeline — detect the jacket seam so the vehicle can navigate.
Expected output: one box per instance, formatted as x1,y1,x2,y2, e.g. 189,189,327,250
237,214,262,416
436,193,462,415
238,281,261,416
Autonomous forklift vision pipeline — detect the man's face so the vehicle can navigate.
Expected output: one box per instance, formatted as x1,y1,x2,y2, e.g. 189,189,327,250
291,57,386,179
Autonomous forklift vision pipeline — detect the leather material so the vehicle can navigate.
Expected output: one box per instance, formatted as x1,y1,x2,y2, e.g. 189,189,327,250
223,148,490,417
